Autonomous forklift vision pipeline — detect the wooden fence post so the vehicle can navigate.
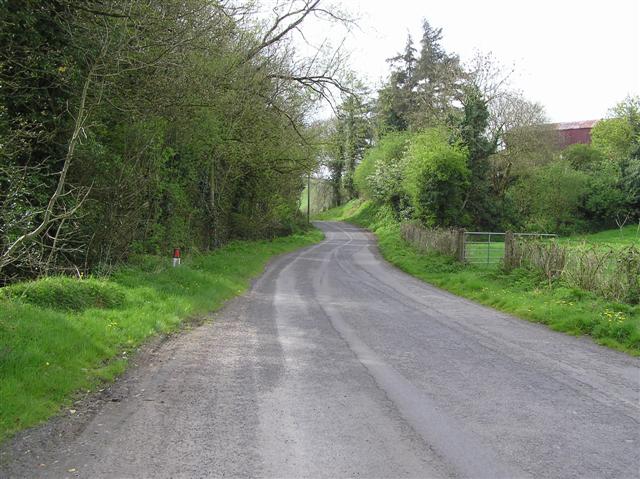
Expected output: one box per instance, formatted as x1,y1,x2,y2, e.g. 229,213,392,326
504,231,514,271
456,229,465,262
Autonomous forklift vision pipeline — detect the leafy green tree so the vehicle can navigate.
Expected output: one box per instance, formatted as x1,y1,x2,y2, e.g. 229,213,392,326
559,145,628,229
592,96,640,162
354,132,410,216
592,96,640,218
581,162,629,229
508,161,589,234
591,118,634,162
403,129,469,227
562,144,606,171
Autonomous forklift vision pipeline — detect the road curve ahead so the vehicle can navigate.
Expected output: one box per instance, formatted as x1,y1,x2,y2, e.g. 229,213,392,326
4,221,639,479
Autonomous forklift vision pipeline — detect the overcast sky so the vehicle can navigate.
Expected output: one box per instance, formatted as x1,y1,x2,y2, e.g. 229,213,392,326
298,0,640,122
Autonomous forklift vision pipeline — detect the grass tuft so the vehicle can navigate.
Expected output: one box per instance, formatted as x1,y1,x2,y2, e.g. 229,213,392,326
2,277,126,311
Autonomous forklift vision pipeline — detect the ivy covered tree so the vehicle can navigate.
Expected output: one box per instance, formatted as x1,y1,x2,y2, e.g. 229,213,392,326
338,94,371,200
0,0,78,170
458,85,498,228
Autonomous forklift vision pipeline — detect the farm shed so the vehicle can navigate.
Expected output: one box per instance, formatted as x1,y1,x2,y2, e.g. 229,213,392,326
551,119,599,148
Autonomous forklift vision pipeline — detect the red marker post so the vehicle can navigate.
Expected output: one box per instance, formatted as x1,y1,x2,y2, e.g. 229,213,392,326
172,248,181,267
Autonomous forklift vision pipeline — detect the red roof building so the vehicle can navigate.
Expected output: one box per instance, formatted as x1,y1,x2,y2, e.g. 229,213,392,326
551,120,599,148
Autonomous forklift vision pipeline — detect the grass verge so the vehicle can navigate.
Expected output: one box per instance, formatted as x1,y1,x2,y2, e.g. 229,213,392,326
317,200,640,355
0,229,323,443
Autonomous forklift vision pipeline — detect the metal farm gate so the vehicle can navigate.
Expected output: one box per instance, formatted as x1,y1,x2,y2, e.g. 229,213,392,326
463,232,505,265
462,232,557,266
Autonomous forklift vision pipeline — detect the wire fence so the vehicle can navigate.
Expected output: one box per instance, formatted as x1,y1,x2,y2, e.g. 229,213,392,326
400,222,640,304
400,223,557,267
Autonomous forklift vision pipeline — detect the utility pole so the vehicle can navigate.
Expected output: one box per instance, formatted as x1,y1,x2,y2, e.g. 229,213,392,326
307,172,311,223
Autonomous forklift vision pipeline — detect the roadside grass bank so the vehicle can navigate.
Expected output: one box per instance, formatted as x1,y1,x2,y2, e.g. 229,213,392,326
316,200,640,355
0,229,323,443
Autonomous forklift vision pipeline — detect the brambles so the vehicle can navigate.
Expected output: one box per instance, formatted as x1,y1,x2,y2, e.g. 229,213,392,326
512,239,640,304
400,222,457,256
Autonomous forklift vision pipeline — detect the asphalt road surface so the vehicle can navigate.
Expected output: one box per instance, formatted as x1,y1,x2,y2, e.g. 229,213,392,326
3,222,639,478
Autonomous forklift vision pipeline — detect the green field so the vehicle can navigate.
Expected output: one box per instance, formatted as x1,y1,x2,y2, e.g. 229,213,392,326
315,200,640,355
0,229,323,443
562,224,640,247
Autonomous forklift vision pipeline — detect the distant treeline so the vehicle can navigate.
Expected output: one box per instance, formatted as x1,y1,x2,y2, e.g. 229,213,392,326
0,0,346,282
320,20,640,235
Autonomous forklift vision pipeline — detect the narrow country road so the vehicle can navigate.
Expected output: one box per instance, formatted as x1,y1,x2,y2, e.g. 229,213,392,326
3,222,639,479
